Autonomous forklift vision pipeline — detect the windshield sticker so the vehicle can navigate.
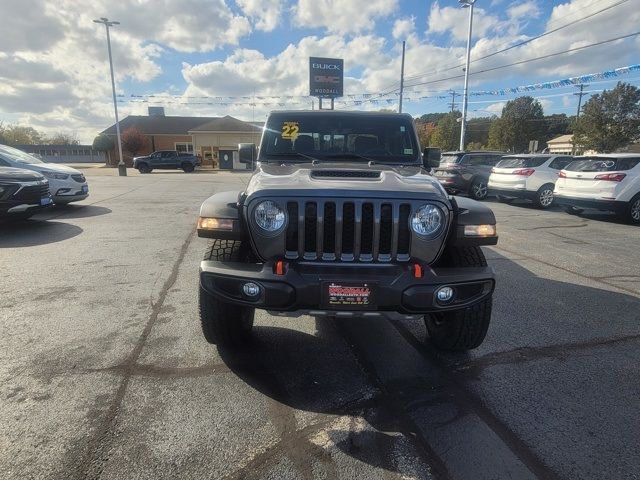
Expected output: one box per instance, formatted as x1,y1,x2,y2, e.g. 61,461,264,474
400,126,405,132
281,122,300,140
404,148,413,154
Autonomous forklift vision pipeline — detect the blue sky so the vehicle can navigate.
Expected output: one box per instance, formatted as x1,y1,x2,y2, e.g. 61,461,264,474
1,0,639,141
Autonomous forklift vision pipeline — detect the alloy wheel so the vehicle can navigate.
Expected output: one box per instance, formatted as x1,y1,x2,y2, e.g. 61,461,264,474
539,189,554,207
473,182,488,199
631,198,640,222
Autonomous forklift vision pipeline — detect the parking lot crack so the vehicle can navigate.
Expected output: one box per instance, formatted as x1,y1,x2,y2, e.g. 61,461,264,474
67,227,196,480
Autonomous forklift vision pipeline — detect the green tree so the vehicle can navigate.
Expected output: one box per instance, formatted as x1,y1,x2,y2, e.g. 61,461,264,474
92,134,115,164
430,112,461,151
466,116,495,148
573,82,640,153
488,96,545,152
1,125,45,145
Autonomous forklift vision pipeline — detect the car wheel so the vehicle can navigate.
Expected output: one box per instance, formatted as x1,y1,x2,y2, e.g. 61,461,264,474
137,163,151,173
182,163,195,173
535,184,555,209
424,246,492,351
625,195,640,224
470,178,489,200
199,239,255,346
565,206,583,215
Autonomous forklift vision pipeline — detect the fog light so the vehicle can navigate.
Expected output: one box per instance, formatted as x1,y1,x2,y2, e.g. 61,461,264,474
242,282,261,297
436,286,454,303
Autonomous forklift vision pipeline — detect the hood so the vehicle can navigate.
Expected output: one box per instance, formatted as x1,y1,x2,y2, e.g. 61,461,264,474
245,162,448,201
29,163,81,174
0,166,46,182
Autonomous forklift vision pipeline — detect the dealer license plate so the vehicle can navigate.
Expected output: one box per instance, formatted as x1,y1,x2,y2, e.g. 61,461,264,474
40,197,52,206
324,282,375,310
81,185,89,194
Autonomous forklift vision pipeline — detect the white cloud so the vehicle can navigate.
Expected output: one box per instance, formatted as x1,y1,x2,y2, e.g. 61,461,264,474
427,2,503,42
485,102,506,115
236,0,284,31
393,17,416,40
293,0,398,34
507,1,540,20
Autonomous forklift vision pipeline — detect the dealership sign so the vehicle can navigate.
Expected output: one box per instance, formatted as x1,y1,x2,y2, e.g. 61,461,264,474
309,57,344,98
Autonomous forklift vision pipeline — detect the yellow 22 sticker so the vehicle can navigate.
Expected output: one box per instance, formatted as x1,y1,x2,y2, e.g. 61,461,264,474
281,122,300,140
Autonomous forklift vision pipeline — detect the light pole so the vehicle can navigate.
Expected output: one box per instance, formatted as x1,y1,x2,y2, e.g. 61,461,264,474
458,0,476,152
94,17,126,176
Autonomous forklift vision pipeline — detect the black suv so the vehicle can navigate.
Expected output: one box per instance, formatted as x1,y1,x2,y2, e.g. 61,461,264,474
0,167,52,220
433,151,506,200
196,111,499,352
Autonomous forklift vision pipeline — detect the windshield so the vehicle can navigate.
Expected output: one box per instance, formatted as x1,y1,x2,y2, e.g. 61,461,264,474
261,114,419,163
566,157,640,172
0,144,45,165
440,154,464,164
497,156,550,168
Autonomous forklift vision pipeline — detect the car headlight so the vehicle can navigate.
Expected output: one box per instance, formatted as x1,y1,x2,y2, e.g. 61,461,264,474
254,200,286,232
411,204,444,237
42,171,70,180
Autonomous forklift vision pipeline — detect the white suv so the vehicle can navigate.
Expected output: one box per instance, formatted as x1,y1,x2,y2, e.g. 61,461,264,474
488,154,574,208
554,154,640,224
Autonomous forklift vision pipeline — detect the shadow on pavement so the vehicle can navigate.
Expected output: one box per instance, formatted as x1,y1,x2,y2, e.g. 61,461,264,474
50,205,112,219
216,252,640,478
0,220,83,247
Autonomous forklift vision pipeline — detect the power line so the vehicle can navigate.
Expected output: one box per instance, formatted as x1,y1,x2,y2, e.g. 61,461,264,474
404,31,640,89
402,0,631,84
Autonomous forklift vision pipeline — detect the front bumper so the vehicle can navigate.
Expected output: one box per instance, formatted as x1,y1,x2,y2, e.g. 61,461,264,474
553,195,626,213
200,260,495,314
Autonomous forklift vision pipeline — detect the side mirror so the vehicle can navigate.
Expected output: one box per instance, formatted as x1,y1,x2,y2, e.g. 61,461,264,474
238,143,256,165
423,147,441,169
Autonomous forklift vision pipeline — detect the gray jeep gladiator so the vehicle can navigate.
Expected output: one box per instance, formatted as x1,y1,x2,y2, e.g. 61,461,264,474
133,150,199,173
196,111,498,351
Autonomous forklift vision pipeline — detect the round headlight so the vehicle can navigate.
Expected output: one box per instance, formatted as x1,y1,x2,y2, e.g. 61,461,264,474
254,200,286,232
411,204,443,237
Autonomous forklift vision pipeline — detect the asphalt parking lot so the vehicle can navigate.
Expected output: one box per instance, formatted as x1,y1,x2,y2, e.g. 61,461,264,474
1,168,639,480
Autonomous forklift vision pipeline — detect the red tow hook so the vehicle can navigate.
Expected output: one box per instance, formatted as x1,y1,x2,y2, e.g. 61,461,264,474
274,260,286,276
413,263,423,279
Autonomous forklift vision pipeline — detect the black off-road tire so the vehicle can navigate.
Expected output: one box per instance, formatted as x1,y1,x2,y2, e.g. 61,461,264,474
469,178,489,201
182,162,195,173
137,163,152,174
425,246,492,351
624,194,640,225
534,183,555,209
199,239,255,346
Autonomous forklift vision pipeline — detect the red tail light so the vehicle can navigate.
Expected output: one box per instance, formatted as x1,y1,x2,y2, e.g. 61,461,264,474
512,168,535,176
594,173,626,182
558,171,567,178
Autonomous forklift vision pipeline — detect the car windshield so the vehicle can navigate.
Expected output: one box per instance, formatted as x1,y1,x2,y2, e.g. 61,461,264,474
440,154,464,164
261,114,420,163
565,157,640,172
497,156,550,168
0,144,45,165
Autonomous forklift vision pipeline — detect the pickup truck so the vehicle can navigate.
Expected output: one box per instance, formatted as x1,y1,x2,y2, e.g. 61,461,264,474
133,150,200,173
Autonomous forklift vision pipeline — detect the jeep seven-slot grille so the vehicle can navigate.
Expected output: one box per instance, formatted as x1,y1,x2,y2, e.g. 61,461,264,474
284,199,411,262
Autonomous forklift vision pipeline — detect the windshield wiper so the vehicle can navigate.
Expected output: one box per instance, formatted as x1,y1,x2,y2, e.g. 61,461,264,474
266,152,322,163
323,152,377,163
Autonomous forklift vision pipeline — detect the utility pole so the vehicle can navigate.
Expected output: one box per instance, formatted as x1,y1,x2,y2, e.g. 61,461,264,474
94,17,126,176
449,90,458,112
458,0,476,151
574,84,588,118
572,84,588,154
399,41,406,113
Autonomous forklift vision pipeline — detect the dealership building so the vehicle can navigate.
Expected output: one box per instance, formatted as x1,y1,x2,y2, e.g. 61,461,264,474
101,107,263,169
